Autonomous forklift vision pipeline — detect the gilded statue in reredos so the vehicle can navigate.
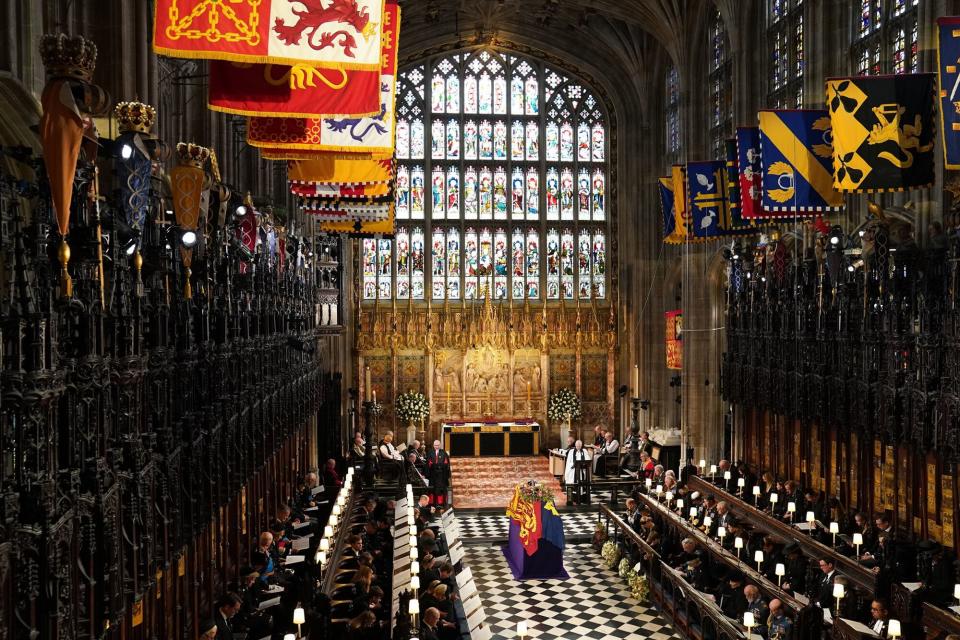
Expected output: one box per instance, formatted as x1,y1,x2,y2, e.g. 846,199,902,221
463,346,510,395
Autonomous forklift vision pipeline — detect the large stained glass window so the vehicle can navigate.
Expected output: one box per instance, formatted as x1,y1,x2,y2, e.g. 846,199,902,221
852,0,920,75
709,8,733,158
386,49,609,302
767,0,804,108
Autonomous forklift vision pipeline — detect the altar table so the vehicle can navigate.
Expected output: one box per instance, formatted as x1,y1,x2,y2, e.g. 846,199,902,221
441,421,540,457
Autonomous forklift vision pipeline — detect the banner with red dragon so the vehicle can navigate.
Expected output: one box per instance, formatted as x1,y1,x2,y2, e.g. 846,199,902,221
153,0,385,70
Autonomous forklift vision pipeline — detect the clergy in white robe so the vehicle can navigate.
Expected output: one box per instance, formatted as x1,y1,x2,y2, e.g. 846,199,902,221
564,440,590,505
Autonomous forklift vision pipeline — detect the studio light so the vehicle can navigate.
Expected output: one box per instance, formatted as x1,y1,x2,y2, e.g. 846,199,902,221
181,229,198,248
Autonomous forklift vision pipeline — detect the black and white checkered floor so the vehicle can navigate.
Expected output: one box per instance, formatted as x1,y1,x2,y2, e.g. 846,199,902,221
463,542,680,640
456,512,599,541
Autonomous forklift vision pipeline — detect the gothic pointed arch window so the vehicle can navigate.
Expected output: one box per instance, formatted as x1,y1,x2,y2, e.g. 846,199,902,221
767,0,805,108
851,0,920,75
709,7,733,158
388,48,610,304
665,65,681,160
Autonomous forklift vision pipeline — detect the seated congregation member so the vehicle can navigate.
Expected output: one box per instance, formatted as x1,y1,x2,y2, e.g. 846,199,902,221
351,432,367,462
814,558,838,614
420,607,442,640
780,543,807,595
410,440,428,471
719,571,748,620
297,472,320,510
378,431,403,461
406,451,429,486
253,532,277,583
322,458,343,488
651,464,666,484
869,599,890,636
767,599,793,640
437,562,456,592
347,610,380,640
344,534,364,559
593,431,620,477
744,585,769,636
367,586,388,623
232,566,265,625
623,498,642,533
417,494,437,522
198,619,218,640
592,424,605,447
350,566,376,611
760,537,784,583
670,538,705,569
420,554,440,585
214,592,243,640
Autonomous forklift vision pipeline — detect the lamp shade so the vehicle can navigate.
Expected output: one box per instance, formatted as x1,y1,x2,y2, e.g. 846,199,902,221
411,560,419,575
754,550,764,563
852,533,863,546
787,501,796,513
332,504,341,516
704,516,713,528
324,525,333,539
409,534,417,548
284,635,295,640
409,547,418,560
517,621,528,636
409,599,420,615
769,493,779,504
319,538,329,552
738,478,746,488
955,583,960,600
665,491,674,502
407,507,415,520
775,562,785,577
724,471,732,480
829,522,839,534
329,513,338,528
293,607,305,625
717,526,727,538
656,485,663,495
888,620,901,638
806,511,816,523
406,483,413,492
645,478,653,488
833,582,845,598
744,612,755,627
734,536,744,549
700,459,706,468
411,575,420,590
676,498,684,510
318,550,326,566
752,486,761,496
710,464,718,474
690,507,698,518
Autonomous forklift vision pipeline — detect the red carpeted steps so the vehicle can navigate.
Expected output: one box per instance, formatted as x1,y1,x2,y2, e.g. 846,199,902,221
450,456,566,509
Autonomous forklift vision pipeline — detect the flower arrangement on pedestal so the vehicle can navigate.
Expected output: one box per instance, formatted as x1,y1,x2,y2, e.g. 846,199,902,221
547,387,582,422
396,390,430,422
369,400,383,417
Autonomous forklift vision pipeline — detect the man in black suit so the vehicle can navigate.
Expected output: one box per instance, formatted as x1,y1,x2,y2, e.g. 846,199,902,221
637,431,655,457
420,607,442,640
719,571,749,620
815,558,838,613
215,592,243,640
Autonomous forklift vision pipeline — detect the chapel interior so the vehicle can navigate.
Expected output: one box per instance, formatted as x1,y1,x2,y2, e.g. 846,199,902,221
2,1,960,639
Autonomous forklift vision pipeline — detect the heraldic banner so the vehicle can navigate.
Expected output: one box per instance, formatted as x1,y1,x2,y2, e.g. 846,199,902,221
687,160,730,239
659,177,681,244
826,73,936,192
666,310,682,370
736,127,765,219
758,109,844,214
153,0,385,69
248,1,399,153
938,17,960,169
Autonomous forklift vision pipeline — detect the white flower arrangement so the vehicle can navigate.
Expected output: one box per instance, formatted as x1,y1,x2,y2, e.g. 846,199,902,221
547,387,582,422
396,390,430,422
618,557,631,578
600,540,620,569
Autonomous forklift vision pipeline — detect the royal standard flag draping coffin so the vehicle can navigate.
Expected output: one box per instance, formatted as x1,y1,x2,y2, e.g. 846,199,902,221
248,1,399,152
153,0,385,69
826,74,936,192
938,17,960,169
758,110,844,214
659,177,681,244
687,160,730,239
736,127,765,218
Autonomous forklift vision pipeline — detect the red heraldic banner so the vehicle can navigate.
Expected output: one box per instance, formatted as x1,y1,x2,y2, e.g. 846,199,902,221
666,310,682,370
247,1,399,153
153,0,385,69
208,61,381,118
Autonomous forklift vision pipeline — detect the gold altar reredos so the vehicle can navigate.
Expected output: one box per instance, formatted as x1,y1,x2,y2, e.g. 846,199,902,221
357,291,618,446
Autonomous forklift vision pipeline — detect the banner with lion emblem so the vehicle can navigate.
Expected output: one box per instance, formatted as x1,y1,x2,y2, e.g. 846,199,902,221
246,1,399,152
938,18,960,169
758,109,844,214
826,74,936,192
153,0,386,70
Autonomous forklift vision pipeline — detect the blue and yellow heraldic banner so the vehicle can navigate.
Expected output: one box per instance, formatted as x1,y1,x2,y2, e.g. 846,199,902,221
758,109,844,214
827,73,936,192
938,17,960,169
687,160,728,239
659,177,681,244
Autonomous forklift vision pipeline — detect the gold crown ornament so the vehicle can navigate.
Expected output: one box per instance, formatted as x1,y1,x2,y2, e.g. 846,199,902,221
175,142,211,168
40,33,98,82
115,101,157,135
